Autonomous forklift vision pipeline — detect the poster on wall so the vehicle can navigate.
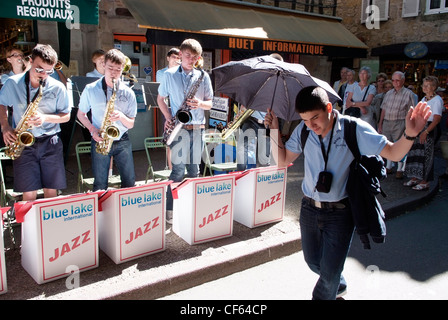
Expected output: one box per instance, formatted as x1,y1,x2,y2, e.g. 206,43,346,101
209,97,229,130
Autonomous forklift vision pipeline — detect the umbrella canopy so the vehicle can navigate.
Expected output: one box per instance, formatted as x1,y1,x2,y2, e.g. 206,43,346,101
212,55,340,121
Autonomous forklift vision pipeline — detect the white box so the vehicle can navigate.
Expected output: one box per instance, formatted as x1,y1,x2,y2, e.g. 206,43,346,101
98,182,170,264
18,193,99,284
172,175,235,245
0,216,7,295
233,166,287,228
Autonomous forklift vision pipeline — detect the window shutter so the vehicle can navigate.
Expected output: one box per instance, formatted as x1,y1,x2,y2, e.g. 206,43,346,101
361,0,370,23
361,0,389,23
402,0,420,17
375,0,390,21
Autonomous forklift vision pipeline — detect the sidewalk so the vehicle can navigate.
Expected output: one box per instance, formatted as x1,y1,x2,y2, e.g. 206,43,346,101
0,140,445,300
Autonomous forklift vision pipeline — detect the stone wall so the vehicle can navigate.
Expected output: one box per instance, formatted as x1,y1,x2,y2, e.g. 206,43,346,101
336,0,448,56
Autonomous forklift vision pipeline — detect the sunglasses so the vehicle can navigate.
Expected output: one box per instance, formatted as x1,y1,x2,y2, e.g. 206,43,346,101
35,67,54,75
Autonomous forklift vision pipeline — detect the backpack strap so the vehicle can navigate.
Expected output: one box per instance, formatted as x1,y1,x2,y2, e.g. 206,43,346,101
343,117,360,162
300,124,310,153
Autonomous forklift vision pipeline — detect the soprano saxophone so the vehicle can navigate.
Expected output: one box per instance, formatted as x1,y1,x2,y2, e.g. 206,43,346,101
162,69,205,146
6,79,44,160
96,79,120,155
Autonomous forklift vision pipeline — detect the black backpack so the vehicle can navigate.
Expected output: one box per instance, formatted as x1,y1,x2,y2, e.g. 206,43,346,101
301,117,387,249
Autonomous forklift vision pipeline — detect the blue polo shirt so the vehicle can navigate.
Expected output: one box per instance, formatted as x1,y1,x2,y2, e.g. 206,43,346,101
78,77,137,140
286,110,387,202
0,72,70,137
158,66,213,125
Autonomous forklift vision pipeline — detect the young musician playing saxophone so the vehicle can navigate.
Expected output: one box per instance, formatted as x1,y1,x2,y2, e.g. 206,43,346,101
0,44,71,201
157,39,214,223
77,49,137,192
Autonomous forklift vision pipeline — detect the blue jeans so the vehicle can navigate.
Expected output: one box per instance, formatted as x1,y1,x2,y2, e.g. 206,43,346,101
299,198,354,300
91,133,135,191
166,128,203,210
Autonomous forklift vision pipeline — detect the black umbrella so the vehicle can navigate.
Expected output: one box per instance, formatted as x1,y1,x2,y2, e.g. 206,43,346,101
212,55,340,121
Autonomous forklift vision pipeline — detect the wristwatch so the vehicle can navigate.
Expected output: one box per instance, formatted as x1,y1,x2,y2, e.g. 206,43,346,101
403,131,417,141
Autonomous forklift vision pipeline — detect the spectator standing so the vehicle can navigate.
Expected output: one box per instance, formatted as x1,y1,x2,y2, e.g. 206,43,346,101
341,69,357,112
369,73,389,130
378,71,416,179
404,76,443,190
345,66,376,124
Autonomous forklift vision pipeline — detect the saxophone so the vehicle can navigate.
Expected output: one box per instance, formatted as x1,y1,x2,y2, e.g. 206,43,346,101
96,79,120,155
162,69,205,146
221,106,255,140
6,79,44,160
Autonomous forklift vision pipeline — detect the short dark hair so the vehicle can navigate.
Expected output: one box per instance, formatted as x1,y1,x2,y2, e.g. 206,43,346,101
104,49,126,66
295,86,330,114
167,48,180,57
31,44,58,66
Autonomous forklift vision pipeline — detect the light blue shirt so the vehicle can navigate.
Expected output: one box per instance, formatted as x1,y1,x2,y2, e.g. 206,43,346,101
86,69,103,78
285,110,387,202
156,66,168,83
252,111,266,121
158,66,213,125
0,72,70,137
1,71,15,84
78,77,137,139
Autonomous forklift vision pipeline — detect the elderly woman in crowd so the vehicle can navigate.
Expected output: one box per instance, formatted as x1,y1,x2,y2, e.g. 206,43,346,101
404,76,444,190
345,66,377,125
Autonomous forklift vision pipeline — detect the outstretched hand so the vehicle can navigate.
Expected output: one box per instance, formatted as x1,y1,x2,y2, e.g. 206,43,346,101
405,102,432,137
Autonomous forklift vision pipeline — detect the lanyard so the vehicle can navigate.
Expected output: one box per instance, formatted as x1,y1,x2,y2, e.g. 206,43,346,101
24,71,43,105
318,116,336,171
101,77,111,102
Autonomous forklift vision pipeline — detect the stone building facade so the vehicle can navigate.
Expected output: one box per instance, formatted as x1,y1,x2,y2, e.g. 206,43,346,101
335,0,448,93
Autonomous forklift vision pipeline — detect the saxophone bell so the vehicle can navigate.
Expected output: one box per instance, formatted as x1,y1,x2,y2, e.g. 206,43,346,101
18,131,35,147
105,125,120,139
176,109,192,124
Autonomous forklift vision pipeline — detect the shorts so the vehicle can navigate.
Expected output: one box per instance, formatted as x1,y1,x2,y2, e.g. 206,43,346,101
13,134,67,192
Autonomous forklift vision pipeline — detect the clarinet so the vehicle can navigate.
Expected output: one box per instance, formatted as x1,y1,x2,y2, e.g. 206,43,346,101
162,69,205,146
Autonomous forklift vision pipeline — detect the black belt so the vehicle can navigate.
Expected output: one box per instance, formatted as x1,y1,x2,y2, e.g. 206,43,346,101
303,196,348,210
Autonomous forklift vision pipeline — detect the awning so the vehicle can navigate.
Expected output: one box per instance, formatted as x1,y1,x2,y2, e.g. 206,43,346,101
1,0,99,25
121,0,367,57
371,42,448,60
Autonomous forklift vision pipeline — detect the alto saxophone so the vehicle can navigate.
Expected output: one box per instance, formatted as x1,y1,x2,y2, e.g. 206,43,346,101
162,69,205,146
221,107,254,140
96,79,120,155
6,79,44,160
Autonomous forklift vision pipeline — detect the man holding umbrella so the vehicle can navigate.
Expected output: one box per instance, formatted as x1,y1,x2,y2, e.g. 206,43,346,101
265,86,431,300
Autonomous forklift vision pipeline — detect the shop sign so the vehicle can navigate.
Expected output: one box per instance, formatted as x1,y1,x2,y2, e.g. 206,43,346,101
228,37,325,56
404,42,428,59
0,0,99,25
